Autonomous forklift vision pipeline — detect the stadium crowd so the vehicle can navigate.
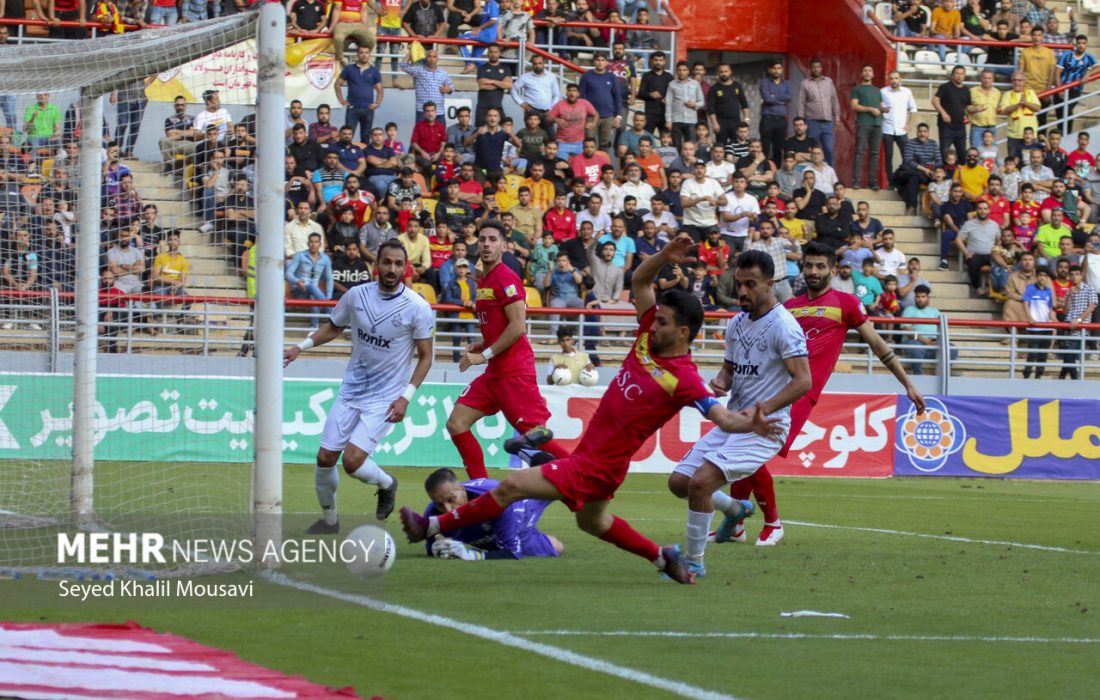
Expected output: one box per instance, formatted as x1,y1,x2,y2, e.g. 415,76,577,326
0,0,1097,372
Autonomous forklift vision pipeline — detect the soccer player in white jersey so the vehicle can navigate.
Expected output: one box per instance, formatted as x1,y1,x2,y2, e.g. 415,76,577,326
284,239,435,533
667,248,812,577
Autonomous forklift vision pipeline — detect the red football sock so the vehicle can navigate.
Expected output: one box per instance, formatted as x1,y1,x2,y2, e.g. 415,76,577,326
599,515,661,562
451,430,488,479
729,476,753,501
436,491,505,533
542,438,570,460
751,466,780,523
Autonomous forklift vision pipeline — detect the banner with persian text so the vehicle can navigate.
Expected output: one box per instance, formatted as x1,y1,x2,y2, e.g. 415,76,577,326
894,395,1100,480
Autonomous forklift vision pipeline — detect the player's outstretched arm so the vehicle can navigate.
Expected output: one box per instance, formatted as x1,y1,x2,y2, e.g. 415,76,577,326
855,320,926,415
632,232,696,320
707,401,785,439
283,321,343,367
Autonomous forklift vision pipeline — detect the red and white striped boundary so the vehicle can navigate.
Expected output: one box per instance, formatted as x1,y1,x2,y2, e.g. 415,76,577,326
0,621,362,699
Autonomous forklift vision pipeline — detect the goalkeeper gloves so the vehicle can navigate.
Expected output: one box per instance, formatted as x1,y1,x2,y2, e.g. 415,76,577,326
431,537,487,561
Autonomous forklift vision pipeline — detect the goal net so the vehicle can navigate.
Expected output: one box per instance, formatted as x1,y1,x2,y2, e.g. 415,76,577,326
0,11,278,578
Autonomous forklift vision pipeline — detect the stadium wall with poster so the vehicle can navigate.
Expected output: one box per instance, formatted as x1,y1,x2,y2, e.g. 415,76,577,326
0,373,1095,478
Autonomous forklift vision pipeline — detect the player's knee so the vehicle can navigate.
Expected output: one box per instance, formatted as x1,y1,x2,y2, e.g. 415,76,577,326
445,414,470,436
316,449,339,469
667,473,689,499
688,471,723,502
491,479,522,505
575,513,608,537
341,450,366,474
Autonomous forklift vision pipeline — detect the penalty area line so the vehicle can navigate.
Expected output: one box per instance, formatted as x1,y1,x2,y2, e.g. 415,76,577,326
514,630,1100,644
785,520,1099,555
261,571,743,700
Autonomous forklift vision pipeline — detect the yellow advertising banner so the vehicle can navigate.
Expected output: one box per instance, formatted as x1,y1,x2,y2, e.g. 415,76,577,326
146,38,340,108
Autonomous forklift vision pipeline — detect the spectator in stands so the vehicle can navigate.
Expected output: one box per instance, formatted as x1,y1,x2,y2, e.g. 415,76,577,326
851,200,884,244
192,89,232,141
1020,266,1056,378
331,239,371,300
813,194,850,255
283,99,307,145
939,182,971,270
660,60,701,150
598,215,635,272
408,103,447,175
782,116,817,170
112,173,142,226
311,150,347,218
643,195,677,239
716,172,756,250
329,173,375,230
791,169,825,221
437,238,468,293
618,112,655,160
738,139,775,199
399,217,432,281
576,191,611,237
158,95,197,176
362,126,398,200
1044,130,1069,180
402,0,446,46
1,228,39,330
385,167,422,213
880,71,918,180
806,145,838,195
966,69,1000,150
932,66,970,162
440,108,473,167
954,147,990,202
22,92,61,163
900,284,957,374
305,105,337,148
511,55,561,138
754,58,792,165
1057,34,1098,133
199,149,229,235
706,62,750,150
507,185,541,240
516,112,551,166
927,0,962,61
467,107,518,174
106,226,143,296
286,126,321,179
573,56,620,153
402,47,455,124
797,58,841,166
1003,248,1038,321
474,43,512,125
989,0,1019,34
546,83,597,160
541,190,575,242
286,232,333,329
358,205,394,264
850,64,883,191
873,230,906,279
1019,27,1058,130
288,0,326,31
285,200,323,259
897,123,942,216
634,50,670,137
442,257,477,359
1018,148,1055,203
590,238,628,310
222,174,256,258
991,227,1026,296
38,219,73,294
852,256,884,313
997,74,1040,160
584,164,618,217
326,0,377,66
436,178,476,231
226,123,256,180
1041,177,1085,226
545,251,584,334
893,256,927,309
150,230,189,316
455,161,485,209
956,199,1000,293
568,138,608,189
97,270,125,352
331,127,366,179
828,259,855,294
700,143,732,191
1033,207,1072,268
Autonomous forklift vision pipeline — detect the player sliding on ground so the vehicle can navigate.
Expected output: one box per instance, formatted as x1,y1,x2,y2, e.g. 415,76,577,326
400,234,785,584
445,220,572,480
284,239,435,533
718,241,927,546
421,468,564,560
667,249,811,576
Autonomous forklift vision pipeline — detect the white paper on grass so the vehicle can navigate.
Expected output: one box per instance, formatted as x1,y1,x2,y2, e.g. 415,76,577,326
780,611,850,619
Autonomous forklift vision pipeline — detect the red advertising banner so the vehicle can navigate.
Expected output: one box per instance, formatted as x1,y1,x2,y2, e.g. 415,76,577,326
541,388,896,477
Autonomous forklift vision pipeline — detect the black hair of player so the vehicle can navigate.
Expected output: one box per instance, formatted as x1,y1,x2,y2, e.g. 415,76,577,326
802,240,837,266
658,288,705,339
424,468,458,494
736,248,775,280
378,238,408,262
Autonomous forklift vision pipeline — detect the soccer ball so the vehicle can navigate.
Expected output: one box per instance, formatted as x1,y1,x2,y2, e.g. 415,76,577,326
578,367,599,387
342,525,396,578
551,366,573,385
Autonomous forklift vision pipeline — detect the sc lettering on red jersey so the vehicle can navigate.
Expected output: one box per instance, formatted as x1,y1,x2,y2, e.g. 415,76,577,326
614,367,643,401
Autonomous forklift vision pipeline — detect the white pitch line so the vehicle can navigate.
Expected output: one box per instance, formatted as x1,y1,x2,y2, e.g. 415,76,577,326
262,572,742,700
515,630,1100,644
785,520,1099,554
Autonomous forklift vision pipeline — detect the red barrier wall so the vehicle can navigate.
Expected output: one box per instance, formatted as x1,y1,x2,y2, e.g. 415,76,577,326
672,0,789,54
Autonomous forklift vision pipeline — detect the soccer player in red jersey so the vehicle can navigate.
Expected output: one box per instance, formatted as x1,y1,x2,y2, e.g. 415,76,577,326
445,221,570,480
719,240,926,546
403,234,784,583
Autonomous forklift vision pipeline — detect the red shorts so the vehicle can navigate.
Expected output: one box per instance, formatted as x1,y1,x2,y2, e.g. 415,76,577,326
540,455,626,512
778,395,818,459
456,370,551,431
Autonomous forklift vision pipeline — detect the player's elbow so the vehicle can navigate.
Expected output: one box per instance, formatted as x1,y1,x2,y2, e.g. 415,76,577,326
793,371,813,398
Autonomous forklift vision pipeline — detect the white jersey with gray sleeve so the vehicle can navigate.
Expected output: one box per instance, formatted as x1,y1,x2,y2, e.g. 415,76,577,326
722,303,807,426
329,282,435,410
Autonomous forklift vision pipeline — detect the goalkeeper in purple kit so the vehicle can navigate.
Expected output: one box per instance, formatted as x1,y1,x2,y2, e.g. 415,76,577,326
422,468,564,560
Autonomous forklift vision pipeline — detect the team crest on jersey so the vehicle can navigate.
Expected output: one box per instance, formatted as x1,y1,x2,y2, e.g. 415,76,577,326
757,339,767,352
504,284,518,297
651,367,663,378
305,53,336,90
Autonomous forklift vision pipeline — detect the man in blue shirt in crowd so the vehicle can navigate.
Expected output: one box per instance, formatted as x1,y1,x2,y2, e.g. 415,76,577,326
422,468,563,560
285,232,334,330
578,53,622,152
334,45,384,141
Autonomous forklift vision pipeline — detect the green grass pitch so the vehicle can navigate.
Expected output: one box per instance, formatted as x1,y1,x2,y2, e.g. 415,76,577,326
3,466,1099,699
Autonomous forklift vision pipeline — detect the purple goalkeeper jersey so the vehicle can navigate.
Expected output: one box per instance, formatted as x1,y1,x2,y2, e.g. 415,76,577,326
424,478,559,559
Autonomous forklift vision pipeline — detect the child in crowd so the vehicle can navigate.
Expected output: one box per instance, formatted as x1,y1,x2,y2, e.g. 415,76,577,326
1013,209,1037,250
978,131,998,175
1001,156,1021,201
942,149,959,180
688,263,717,310
656,131,679,168
880,274,901,316
925,165,950,219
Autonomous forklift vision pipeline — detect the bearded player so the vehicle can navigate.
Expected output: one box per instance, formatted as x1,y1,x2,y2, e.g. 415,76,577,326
284,239,434,533
400,234,785,584
716,241,926,546
446,220,571,480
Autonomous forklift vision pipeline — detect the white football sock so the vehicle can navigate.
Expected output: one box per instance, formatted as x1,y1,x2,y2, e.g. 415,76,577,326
711,489,737,515
685,509,715,562
349,458,393,489
314,466,339,525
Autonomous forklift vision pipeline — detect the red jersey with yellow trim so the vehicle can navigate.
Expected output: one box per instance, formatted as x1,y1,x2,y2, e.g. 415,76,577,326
784,288,868,403
574,307,713,467
476,262,534,377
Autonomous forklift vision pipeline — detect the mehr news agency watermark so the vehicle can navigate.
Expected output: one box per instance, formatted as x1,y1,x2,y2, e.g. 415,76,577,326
52,532,375,601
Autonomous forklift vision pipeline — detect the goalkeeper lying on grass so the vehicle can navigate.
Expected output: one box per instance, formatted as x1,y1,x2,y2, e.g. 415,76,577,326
422,468,564,560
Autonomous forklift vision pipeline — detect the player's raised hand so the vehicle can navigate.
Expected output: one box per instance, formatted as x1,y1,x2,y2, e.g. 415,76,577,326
907,385,926,416
386,396,410,423
708,374,731,397
283,346,300,368
750,401,784,440
663,233,697,265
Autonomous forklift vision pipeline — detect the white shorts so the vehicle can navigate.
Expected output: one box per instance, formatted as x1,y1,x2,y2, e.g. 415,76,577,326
319,399,394,454
672,426,786,483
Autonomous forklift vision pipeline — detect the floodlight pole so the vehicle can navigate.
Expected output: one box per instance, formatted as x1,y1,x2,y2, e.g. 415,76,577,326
253,0,287,567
